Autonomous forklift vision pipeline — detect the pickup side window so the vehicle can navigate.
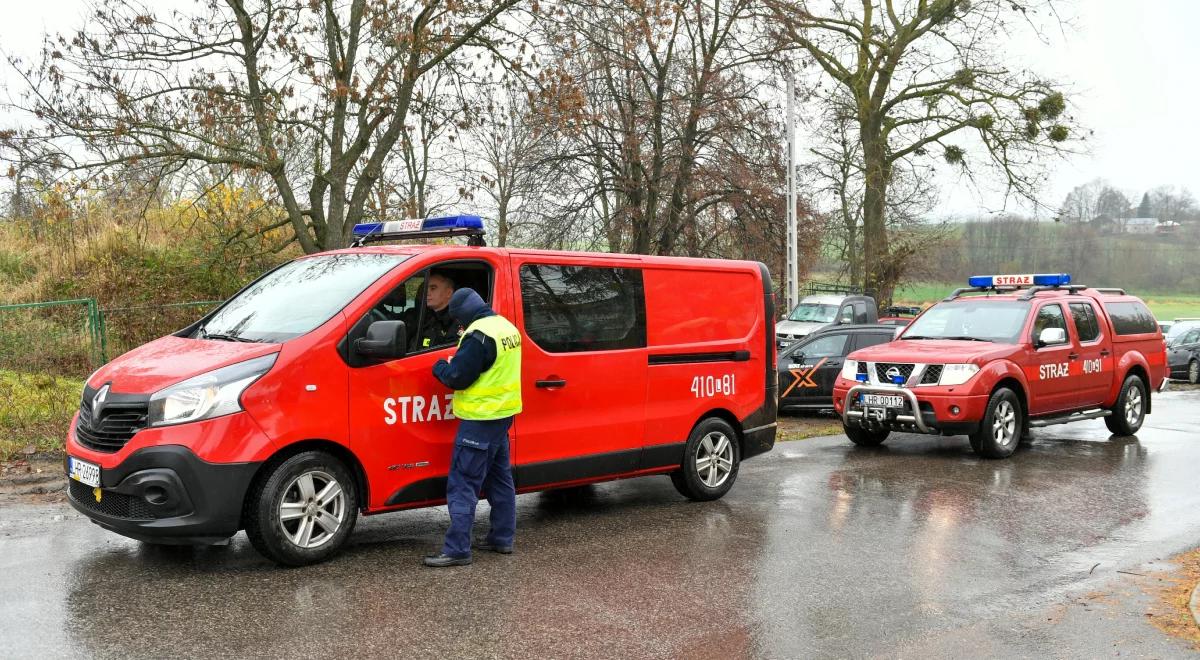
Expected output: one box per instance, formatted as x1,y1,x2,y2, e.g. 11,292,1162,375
1032,303,1068,344
1068,302,1101,343
1105,301,1158,335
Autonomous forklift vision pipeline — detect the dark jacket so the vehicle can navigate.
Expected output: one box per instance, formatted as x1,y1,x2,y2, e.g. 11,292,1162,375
432,288,498,390
413,304,461,351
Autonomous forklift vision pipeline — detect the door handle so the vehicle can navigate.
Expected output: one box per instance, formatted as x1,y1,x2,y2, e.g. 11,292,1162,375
536,378,567,388
1100,350,1111,357
1068,353,1079,360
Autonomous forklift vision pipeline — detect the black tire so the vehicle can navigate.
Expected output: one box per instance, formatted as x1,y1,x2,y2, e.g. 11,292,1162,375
670,417,741,502
244,451,358,567
1104,375,1147,436
844,424,889,447
1189,359,1199,385
969,387,1023,459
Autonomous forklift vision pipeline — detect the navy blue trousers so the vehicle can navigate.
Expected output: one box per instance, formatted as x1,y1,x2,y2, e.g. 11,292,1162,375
442,417,516,558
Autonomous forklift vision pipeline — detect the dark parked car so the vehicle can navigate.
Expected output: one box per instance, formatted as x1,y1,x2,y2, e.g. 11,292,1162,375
1168,326,1200,384
778,325,899,411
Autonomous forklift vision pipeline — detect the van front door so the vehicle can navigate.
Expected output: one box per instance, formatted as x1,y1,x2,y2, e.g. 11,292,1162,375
346,256,502,510
508,258,648,489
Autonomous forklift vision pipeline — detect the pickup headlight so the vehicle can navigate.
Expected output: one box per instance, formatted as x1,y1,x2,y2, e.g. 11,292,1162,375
938,363,979,386
148,354,277,427
841,360,859,380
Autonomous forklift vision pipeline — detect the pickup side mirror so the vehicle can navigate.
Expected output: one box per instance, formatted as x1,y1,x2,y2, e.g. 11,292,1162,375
1036,327,1068,347
354,321,407,360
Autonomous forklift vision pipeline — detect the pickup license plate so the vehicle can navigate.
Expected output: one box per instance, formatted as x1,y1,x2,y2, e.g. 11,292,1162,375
861,394,904,408
68,457,101,488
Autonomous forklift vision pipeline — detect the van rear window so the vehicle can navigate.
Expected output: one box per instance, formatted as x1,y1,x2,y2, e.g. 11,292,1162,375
519,264,647,353
1104,301,1158,335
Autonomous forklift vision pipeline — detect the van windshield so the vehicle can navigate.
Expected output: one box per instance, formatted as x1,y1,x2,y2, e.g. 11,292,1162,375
788,303,838,323
900,300,1031,344
198,253,408,343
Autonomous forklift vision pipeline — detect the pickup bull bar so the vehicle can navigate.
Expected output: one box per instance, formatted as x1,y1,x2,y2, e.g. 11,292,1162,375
842,384,933,434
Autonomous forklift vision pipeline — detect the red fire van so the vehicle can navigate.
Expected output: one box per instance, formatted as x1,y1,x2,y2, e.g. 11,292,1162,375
65,216,777,565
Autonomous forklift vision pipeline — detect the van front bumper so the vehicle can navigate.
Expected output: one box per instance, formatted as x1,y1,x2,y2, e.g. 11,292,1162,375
66,445,261,545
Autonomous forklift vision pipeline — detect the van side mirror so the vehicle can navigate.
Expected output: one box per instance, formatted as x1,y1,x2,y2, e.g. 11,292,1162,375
1036,327,1067,347
355,321,407,359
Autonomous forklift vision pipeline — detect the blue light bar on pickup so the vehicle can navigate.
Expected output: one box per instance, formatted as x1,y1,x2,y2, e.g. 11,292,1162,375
967,273,1071,288
352,215,484,237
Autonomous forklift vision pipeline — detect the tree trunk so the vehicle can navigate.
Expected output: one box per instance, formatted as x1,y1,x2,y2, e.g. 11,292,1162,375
861,133,891,302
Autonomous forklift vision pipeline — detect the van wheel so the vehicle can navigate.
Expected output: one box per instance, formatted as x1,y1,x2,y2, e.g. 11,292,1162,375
671,418,740,502
844,425,889,446
1105,375,1146,436
969,387,1023,459
244,451,358,567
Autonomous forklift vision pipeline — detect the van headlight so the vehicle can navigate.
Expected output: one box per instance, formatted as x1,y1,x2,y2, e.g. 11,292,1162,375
148,354,277,427
841,360,858,380
939,363,979,386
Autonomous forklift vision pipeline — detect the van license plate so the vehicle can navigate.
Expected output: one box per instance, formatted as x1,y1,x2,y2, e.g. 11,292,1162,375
68,457,101,488
861,394,904,408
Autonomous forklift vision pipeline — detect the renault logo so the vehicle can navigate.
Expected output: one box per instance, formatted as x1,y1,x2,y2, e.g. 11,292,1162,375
885,367,902,382
92,384,110,418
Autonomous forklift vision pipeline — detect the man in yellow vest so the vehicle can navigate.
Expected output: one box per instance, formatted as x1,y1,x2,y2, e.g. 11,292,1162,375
424,287,522,567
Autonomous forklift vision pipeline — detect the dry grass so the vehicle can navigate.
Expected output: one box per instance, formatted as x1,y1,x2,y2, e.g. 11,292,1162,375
0,370,83,462
1146,547,1200,649
777,413,843,441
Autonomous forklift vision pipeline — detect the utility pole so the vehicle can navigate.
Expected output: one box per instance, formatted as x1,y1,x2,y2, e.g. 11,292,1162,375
785,67,798,315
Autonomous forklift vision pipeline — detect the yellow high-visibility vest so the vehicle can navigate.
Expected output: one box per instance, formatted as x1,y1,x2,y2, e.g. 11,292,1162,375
451,315,523,420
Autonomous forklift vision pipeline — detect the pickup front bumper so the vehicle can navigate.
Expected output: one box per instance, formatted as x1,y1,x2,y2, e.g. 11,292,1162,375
840,385,987,436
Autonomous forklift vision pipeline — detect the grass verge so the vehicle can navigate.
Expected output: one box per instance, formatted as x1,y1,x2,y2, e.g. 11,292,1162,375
777,414,843,441
0,370,82,461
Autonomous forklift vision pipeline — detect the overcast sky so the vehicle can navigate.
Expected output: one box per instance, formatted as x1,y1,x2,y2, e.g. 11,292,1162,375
0,1,1195,218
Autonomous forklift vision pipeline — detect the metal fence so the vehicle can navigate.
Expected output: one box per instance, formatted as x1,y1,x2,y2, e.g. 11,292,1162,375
0,298,222,377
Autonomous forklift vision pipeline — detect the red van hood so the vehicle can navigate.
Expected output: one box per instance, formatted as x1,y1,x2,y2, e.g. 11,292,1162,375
849,339,1019,364
89,335,280,394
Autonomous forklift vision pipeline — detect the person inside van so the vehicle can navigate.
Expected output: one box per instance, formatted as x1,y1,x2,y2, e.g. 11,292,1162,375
413,271,462,351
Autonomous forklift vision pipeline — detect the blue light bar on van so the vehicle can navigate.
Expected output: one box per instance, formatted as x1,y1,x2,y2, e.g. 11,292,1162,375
968,273,1071,288
352,215,484,237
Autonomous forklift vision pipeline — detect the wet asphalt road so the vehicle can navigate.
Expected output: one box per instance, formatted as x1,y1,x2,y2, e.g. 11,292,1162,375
4,390,1200,658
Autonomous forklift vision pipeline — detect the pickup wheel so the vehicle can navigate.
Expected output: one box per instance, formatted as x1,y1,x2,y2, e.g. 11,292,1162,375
844,424,889,446
969,387,1023,459
671,417,740,502
1105,375,1147,436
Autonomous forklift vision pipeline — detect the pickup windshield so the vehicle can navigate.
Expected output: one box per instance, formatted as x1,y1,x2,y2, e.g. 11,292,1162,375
788,303,839,323
197,253,408,343
900,300,1031,344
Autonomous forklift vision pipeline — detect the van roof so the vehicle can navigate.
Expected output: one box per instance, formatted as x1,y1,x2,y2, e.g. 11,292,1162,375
310,243,764,271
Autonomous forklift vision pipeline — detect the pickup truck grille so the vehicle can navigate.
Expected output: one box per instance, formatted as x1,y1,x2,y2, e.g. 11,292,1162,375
875,363,915,383
921,365,944,384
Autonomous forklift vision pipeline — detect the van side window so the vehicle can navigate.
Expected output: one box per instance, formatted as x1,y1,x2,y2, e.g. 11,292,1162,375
1068,302,1101,342
362,261,493,355
519,264,646,352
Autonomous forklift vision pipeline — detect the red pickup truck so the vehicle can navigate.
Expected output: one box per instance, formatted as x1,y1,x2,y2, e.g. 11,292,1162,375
833,274,1169,458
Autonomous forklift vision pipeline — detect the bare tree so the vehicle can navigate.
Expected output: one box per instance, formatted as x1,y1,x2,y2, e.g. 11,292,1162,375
768,0,1082,301
533,0,789,257
3,0,526,253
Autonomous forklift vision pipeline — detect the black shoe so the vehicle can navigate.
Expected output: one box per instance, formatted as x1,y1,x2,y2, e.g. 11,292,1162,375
474,542,514,555
423,553,472,567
